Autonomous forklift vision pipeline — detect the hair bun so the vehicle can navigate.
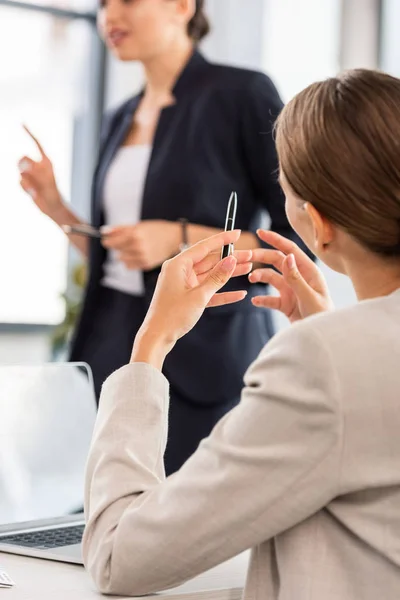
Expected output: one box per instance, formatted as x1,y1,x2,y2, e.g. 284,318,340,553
188,0,210,43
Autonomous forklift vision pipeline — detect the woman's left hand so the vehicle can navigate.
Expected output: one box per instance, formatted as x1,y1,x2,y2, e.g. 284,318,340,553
102,220,180,271
131,230,252,369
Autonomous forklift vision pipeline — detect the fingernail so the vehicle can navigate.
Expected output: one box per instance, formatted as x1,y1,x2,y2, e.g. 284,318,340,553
221,256,236,271
27,188,36,198
100,225,112,234
18,159,30,172
287,254,296,270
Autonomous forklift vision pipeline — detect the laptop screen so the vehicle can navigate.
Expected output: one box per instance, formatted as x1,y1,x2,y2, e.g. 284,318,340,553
0,363,97,526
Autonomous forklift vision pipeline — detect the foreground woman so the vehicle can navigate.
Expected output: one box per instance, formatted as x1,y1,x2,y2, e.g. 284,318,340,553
83,69,400,599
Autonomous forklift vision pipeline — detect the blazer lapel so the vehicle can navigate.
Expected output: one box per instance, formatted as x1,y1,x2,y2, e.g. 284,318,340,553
92,97,140,227
94,51,209,224
141,51,209,220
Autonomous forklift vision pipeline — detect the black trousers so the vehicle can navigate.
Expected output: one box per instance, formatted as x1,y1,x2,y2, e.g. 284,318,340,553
71,286,242,475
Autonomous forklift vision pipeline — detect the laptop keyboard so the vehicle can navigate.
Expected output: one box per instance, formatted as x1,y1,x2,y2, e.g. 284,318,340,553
0,525,85,549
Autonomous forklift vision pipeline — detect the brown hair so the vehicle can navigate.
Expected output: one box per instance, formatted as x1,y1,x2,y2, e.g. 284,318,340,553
276,69,400,257
187,0,210,42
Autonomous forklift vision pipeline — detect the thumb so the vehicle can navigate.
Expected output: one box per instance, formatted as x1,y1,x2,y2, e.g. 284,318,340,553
283,254,318,301
200,255,237,299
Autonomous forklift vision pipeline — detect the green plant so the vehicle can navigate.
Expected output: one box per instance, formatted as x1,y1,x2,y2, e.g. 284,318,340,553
51,263,87,357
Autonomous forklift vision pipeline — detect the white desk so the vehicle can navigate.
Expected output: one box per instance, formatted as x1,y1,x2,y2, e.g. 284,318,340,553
0,552,248,600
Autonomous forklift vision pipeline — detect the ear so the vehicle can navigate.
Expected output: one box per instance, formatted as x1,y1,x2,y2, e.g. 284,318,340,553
174,0,196,22
305,202,335,253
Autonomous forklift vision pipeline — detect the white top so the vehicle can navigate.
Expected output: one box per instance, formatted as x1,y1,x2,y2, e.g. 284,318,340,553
102,145,152,296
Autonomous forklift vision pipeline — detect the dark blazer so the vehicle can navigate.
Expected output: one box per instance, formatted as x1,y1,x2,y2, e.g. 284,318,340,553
71,51,309,406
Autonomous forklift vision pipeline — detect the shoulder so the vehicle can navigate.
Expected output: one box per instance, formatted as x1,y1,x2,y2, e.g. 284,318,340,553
251,292,400,387
207,62,275,89
295,292,399,350
204,62,282,105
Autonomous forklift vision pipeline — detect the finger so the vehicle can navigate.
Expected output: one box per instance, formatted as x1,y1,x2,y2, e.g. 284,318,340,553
120,257,142,269
249,268,286,292
257,229,316,273
250,248,286,270
18,156,37,173
199,255,237,302
282,254,319,304
23,125,48,158
102,233,137,250
19,176,38,199
232,262,253,278
99,225,125,237
117,249,141,263
184,230,241,265
195,249,252,276
251,295,282,311
207,290,247,308
197,261,252,284
20,171,40,187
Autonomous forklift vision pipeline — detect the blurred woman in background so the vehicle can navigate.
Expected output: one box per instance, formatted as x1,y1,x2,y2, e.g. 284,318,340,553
18,0,308,475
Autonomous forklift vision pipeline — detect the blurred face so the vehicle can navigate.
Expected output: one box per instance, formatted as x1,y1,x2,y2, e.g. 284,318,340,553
98,0,191,62
281,171,345,273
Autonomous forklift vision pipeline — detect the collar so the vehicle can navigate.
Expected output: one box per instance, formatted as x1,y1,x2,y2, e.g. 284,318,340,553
124,50,209,115
171,49,208,100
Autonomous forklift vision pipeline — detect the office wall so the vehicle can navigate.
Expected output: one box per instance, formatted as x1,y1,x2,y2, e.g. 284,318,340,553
380,0,400,76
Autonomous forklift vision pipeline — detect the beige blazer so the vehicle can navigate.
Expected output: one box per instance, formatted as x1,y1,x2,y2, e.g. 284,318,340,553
83,288,400,599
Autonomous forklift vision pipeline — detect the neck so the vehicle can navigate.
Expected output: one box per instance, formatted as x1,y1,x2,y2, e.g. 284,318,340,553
344,251,400,301
142,38,194,102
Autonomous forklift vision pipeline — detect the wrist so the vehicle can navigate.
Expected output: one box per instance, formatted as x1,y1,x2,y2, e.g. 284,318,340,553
131,326,175,371
52,202,80,229
178,218,189,252
49,197,69,224
171,221,184,256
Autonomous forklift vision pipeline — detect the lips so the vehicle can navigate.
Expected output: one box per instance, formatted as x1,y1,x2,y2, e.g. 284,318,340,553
107,29,129,47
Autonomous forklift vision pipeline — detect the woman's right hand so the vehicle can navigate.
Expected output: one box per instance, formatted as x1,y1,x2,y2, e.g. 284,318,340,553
18,125,63,219
249,230,334,323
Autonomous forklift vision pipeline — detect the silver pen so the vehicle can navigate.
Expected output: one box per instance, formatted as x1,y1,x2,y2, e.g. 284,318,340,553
221,191,238,259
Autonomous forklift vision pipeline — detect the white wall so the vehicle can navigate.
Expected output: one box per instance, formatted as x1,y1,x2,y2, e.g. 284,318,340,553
202,0,265,69
380,0,400,77
262,0,341,101
340,0,380,70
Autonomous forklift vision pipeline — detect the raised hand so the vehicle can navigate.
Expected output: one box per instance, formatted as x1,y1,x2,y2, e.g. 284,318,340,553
249,230,334,323
18,125,63,218
131,230,252,368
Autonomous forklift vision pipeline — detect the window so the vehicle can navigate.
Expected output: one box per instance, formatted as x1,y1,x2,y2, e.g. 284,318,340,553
6,0,96,12
0,1,104,325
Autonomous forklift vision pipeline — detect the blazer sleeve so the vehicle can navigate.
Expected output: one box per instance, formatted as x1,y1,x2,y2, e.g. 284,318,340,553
240,74,313,257
83,322,342,597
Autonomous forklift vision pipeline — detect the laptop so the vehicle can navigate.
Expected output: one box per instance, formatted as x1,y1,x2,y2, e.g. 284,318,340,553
0,362,97,565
